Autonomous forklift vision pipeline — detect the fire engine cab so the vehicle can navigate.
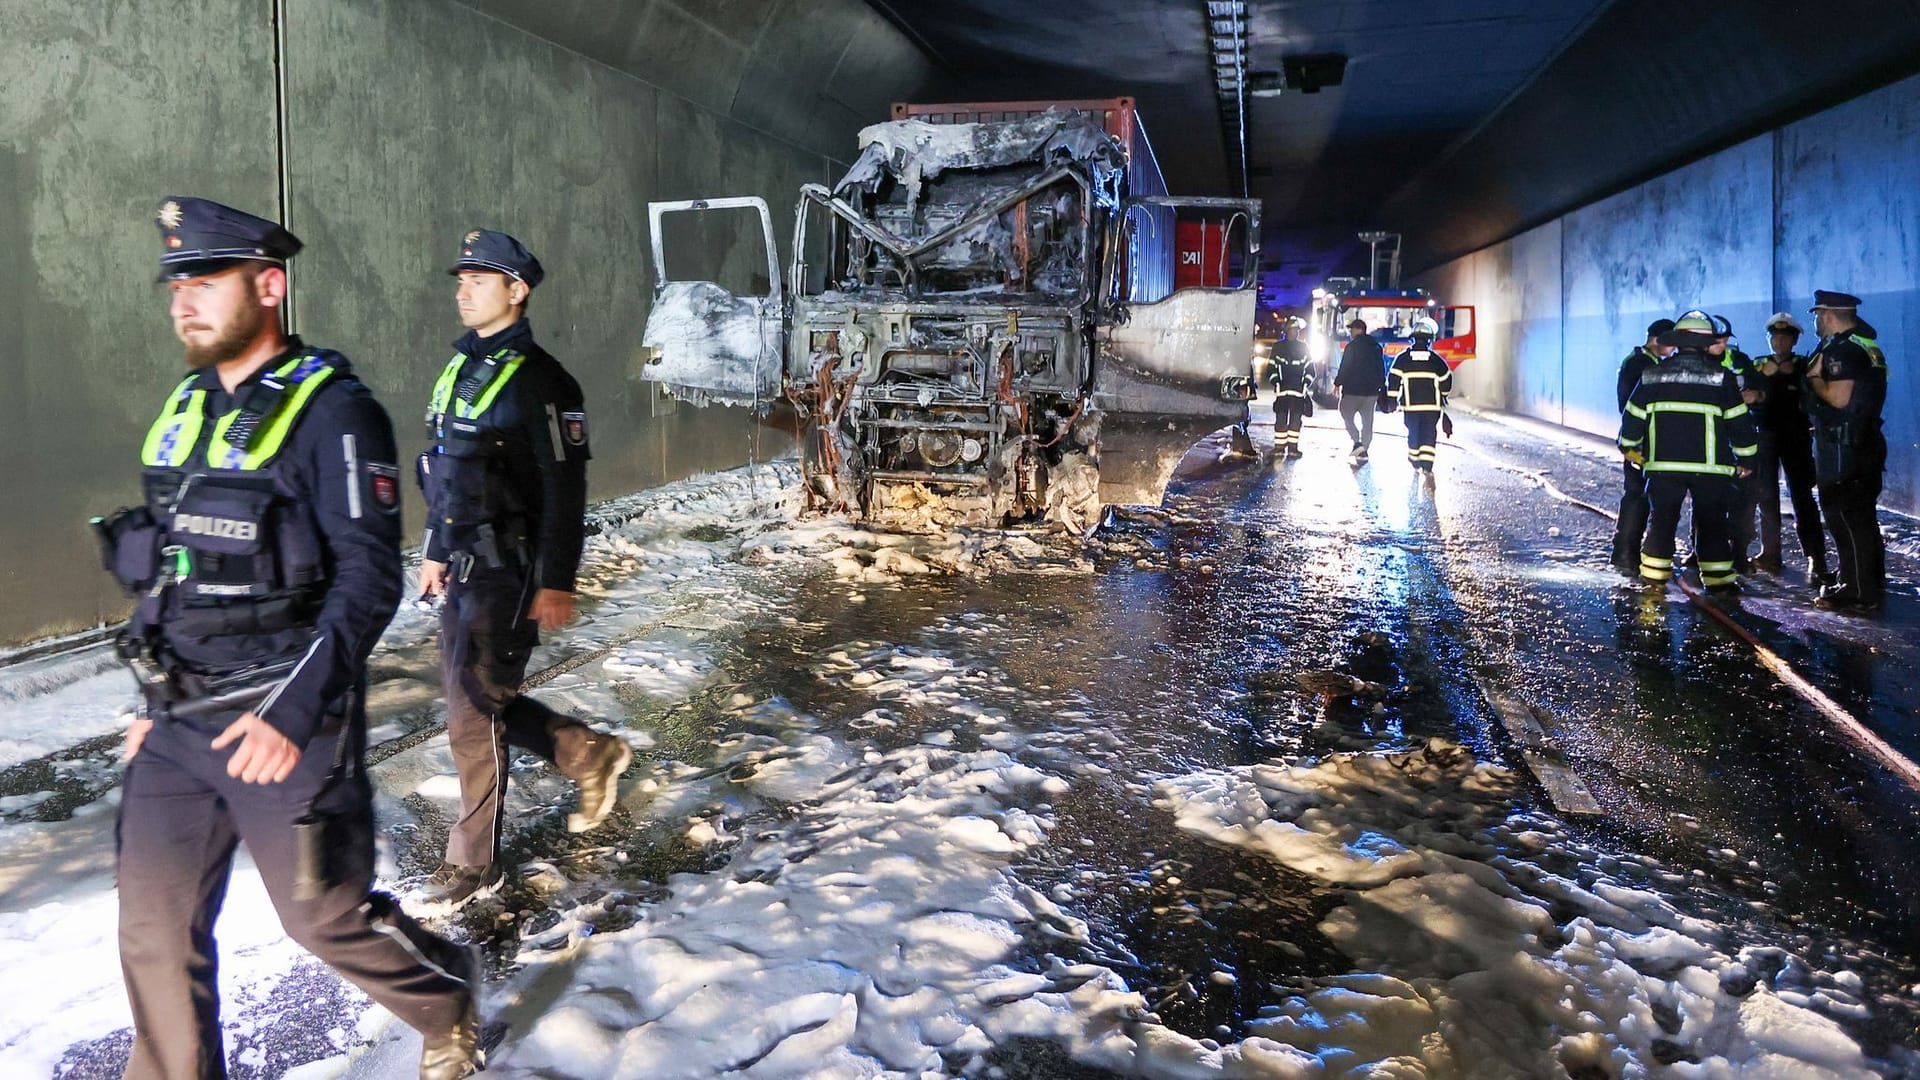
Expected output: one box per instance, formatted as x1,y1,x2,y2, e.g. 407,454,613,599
1305,280,1475,406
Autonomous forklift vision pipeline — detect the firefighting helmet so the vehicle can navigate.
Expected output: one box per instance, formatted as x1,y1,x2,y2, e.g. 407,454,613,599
1411,316,1439,337
1659,310,1717,348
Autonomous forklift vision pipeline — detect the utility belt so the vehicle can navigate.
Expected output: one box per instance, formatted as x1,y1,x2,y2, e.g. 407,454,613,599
441,519,529,582
116,626,313,726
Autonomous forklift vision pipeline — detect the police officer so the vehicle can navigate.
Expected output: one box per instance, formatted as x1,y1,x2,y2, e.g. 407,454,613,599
1804,290,1888,611
1386,317,1451,480
100,198,480,1078
1268,316,1312,458
414,229,629,909
1611,319,1674,571
1744,313,1828,580
1618,311,1759,592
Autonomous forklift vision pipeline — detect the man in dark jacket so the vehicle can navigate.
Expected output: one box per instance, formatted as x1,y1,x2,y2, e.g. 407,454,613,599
1804,290,1888,612
1619,311,1759,592
1333,318,1386,463
107,197,481,1079
413,230,631,909
1611,318,1674,571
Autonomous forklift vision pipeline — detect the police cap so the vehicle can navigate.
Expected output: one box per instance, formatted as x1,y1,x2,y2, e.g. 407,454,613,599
1809,290,1862,311
155,197,302,281
1645,318,1676,338
1764,311,1803,334
449,229,544,288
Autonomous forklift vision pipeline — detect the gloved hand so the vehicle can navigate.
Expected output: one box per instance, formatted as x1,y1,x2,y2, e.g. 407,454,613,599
1440,413,1454,438
1623,449,1646,467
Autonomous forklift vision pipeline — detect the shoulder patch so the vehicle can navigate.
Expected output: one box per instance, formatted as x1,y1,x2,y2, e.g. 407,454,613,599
366,461,401,512
562,410,588,446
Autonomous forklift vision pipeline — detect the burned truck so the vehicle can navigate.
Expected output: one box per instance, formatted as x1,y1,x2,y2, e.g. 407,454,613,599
640,98,1260,531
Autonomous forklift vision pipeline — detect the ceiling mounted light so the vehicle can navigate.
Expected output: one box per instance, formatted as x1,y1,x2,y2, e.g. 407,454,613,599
1282,52,1348,94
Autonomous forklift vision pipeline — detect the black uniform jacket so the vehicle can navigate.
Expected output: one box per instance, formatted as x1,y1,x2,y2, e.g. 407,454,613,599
423,319,590,593
1616,346,1659,413
1334,333,1386,395
1269,338,1310,396
1388,347,1451,411
164,348,404,747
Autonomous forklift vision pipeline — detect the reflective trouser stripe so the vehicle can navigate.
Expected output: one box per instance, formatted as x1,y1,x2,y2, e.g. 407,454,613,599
1640,553,1674,582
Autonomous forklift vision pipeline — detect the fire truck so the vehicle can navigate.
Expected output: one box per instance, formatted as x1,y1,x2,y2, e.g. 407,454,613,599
1305,281,1475,406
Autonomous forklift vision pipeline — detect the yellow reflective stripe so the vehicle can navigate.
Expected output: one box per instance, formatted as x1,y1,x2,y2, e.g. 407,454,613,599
428,353,467,416
1646,401,1720,415
1624,402,1647,418
207,355,338,470
1644,461,1736,476
1640,555,1673,569
1724,403,1750,420
141,375,204,467
455,353,525,419
1731,443,1758,457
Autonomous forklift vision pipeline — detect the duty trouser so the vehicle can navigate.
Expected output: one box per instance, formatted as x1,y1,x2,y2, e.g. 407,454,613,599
1403,412,1439,470
1821,471,1886,603
118,704,470,1080
1338,394,1376,451
1612,460,1650,567
1641,472,1736,586
1273,396,1307,450
440,561,605,866
1740,434,1827,572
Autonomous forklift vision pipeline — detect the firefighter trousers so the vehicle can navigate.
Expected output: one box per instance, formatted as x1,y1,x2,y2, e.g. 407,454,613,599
1403,411,1439,470
1273,396,1307,450
1642,472,1736,586
439,562,609,867
118,710,470,1079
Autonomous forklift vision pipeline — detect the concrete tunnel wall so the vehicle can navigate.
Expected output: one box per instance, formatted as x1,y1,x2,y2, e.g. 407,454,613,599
0,0,937,644
1419,69,1920,515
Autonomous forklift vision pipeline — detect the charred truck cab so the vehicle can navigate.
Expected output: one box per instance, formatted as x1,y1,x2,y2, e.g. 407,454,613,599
641,99,1260,531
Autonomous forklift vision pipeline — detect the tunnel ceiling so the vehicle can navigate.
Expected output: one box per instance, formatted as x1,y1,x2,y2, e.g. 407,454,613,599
868,0,1920,273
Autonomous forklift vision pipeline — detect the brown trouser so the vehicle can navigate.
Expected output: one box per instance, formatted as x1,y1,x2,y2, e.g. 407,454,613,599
439,562,601,866
118,705,470,1079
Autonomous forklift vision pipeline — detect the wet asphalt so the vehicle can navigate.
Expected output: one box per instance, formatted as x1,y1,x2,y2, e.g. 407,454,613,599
29,401,1920,1077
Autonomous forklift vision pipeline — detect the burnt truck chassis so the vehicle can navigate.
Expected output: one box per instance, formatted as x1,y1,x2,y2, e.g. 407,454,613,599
641,113,1260,532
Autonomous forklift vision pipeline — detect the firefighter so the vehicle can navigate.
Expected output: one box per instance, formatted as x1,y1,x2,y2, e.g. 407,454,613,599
1386,317,1451,479
98,197,480,1078
1619,311,1759,592
1268,316,1312,458
1611,318,1674,572
413,230,631,910
1744,313,1828,580
1804,290,1888,612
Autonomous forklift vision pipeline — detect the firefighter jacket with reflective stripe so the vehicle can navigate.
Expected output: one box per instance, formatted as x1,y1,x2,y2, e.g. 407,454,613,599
1387,347,1451,412
134,341,404,746
1616,346,1659,413
420,319,590,592
1618,349,1758,477
1268,338,1310,398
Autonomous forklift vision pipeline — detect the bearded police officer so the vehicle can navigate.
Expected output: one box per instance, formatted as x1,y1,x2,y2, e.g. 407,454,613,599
1805,290,1888,612
1618,311,1759,592
413,229,630,910
98,198,480,1078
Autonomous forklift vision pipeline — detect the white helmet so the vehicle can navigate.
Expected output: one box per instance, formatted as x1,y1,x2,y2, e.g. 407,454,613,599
1411,316,1439,337
1764,311,1804,334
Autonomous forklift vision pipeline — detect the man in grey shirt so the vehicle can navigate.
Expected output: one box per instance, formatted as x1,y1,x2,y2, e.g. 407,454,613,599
1334,318,1386,462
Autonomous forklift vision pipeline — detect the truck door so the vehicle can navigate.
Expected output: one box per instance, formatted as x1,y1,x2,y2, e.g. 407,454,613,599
1094,197,1260,506
1438,305,1476,367
639,197,785,408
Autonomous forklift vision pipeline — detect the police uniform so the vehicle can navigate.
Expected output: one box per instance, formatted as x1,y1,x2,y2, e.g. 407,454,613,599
100,198,476,1078
1743,321,1827,578
1805,291,1888,609
1619,317,1759,590
1610,319,1672,571
1386,336,1451,471
1268,330,1311,456
420,230,625,895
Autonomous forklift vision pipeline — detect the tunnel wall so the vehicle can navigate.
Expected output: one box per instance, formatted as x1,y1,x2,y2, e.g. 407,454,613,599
0,0,935,644
1418,69,1920,514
